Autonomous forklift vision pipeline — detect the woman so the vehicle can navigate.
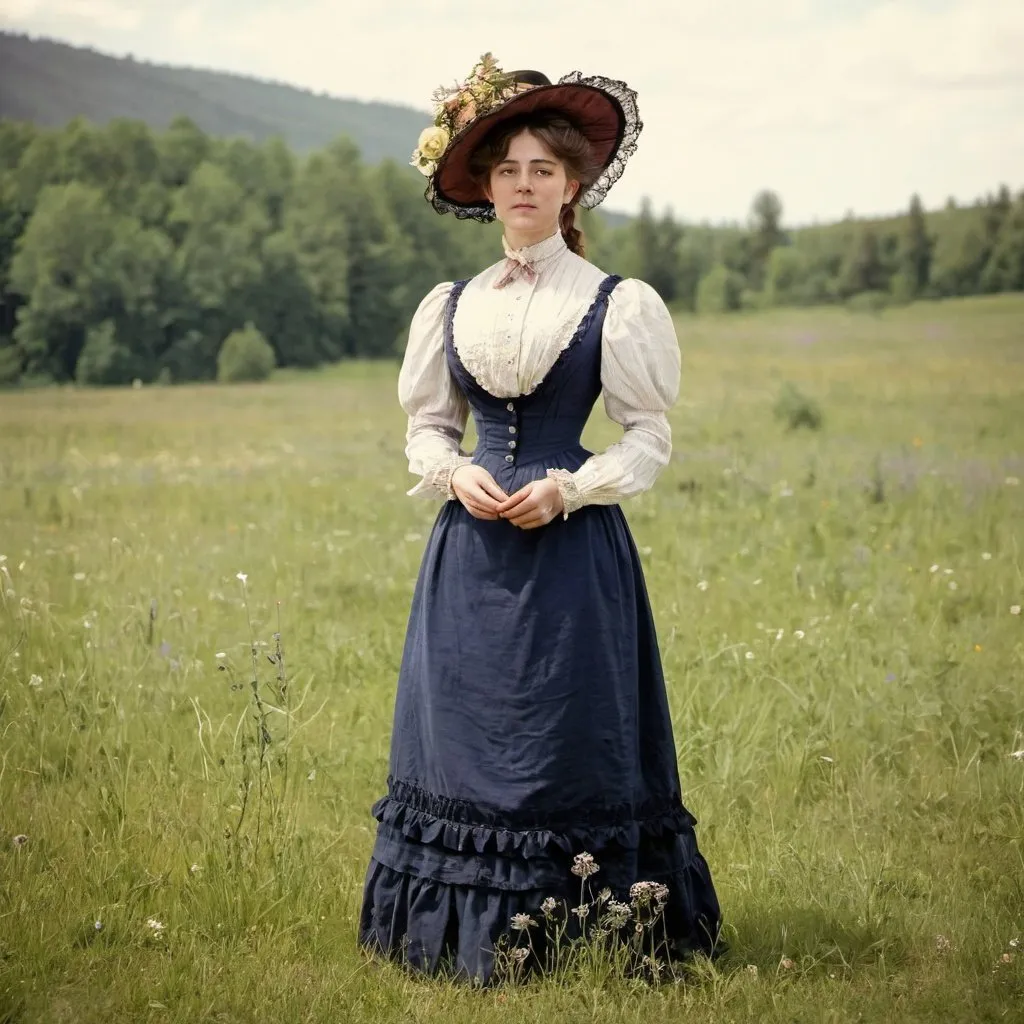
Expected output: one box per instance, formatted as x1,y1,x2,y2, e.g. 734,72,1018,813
359,56,721,982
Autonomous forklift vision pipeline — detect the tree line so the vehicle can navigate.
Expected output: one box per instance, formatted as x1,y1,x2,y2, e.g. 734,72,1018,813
0,115,1021,386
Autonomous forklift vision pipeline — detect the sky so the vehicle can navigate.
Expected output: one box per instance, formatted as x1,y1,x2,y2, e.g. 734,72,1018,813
1,0,1022,224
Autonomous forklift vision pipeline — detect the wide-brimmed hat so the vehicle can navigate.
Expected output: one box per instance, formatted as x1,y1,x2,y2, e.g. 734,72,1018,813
411,53,642,223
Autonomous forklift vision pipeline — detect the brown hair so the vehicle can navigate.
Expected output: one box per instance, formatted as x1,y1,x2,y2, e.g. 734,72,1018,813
467,111,602,257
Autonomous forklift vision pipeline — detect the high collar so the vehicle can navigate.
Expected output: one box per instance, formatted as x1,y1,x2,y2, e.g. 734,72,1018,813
501,230,568,268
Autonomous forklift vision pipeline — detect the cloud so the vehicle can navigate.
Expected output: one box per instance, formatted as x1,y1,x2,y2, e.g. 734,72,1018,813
2,0,1022,222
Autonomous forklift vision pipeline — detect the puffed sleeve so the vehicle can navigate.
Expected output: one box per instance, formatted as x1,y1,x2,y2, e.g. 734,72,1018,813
397,282,473,500
547,278,680,516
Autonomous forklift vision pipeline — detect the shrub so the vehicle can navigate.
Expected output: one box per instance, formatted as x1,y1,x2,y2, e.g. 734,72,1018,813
0,344,21,387
76,320,135,385
217,323,276,383
846,290,889,315
773,381,823,431
696,264,742,315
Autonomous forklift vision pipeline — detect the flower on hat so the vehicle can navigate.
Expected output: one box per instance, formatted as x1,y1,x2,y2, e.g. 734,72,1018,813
413,53,516,178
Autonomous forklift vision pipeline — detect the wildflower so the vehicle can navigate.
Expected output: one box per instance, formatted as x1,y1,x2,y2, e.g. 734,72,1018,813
982,552,992,561
215,652,226,659
510,913,536,931
512,947,529,964
793,630,805,639
189,864,201,875
935,934,952,954
1011,605,1021,616
1006,476,1020,486
948,581,958,591
820,755,834,763
629,881,670,909
146,918,165,935
572,903,590,920
780,957,795,970
28,674,42,688
1010,750,1024,761
73,572,86,581
697,580,709,591
930,565,939,573
596,888,612,904
745,651,755,661
642,954,663,979
1000,952,1013,964
12,834,28,847
94,921,103,931
571,852,599,879
236,572,248,584
604,900,631,928
776,629,784,641
1010,938,1019,949
540,897,557,916
746,964,759,976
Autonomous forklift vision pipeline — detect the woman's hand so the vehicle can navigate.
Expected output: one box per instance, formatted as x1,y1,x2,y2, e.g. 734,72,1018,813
495,478,564,529
451,465,509,520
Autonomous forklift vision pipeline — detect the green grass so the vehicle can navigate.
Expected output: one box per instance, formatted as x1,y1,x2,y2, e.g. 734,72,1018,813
1,294,1022,1023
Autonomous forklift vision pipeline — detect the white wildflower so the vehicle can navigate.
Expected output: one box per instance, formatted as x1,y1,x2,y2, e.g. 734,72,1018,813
793,630,805,639
629,881,669,908
746,964,759,976
236,572,248,584
511,946,529,963
510,913,536,931
73,572,86,581
540,897,557,916
745,651,755,660
28,674,42,688
12,834,28,847
820,755,835,763
572,903,590,920
1011,605,1021,616
948,581,958,591
94,920,103,931
604,900,631,928
697,580,709,591
146,918,165,935
930,564,940,573
776,629,784,641
982,552,992,561
780,957,796,970
1006,476,1020,486
1010,750,1024,761
571,852,599,879
189,863,201,875
935,934,952,954
642,954,663,978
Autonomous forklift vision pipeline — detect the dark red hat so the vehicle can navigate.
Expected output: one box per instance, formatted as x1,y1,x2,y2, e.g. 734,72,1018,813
412,57,642,223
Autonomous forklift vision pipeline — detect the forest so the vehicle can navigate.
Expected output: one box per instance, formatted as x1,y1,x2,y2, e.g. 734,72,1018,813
0,112,1021,387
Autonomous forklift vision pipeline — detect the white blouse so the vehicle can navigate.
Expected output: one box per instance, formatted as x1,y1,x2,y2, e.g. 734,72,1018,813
396,231,681,515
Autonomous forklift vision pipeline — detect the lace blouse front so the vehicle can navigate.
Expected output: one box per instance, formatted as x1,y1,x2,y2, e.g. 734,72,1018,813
397,231,681,513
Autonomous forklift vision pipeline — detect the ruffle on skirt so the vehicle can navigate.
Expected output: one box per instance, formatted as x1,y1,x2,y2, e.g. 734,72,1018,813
359,779,721,983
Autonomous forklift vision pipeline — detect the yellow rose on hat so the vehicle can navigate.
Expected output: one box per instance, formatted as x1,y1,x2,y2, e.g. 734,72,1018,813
417,125,450,162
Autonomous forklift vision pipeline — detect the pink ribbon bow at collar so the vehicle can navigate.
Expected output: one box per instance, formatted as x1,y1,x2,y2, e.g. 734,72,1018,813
494,249,538,290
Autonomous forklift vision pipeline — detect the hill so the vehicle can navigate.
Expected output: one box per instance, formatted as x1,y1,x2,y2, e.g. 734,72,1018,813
0,31,438,165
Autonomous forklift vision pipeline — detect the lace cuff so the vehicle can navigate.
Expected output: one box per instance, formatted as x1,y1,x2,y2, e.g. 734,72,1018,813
408,454,473,500
546,468,586,520
445,457,474,499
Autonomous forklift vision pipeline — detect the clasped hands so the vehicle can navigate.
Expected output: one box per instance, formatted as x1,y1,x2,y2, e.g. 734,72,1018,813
451,465,564,529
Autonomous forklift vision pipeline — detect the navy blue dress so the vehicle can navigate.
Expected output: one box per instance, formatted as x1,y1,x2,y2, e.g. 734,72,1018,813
359,274,721,981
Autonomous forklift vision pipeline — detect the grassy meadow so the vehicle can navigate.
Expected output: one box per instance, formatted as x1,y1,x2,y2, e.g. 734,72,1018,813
1,294,1022,1023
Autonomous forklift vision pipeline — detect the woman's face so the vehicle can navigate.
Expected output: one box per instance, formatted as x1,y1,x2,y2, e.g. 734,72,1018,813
486,130,579,244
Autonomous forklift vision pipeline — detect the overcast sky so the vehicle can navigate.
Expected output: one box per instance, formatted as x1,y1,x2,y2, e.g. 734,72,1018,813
2,0,1022,224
